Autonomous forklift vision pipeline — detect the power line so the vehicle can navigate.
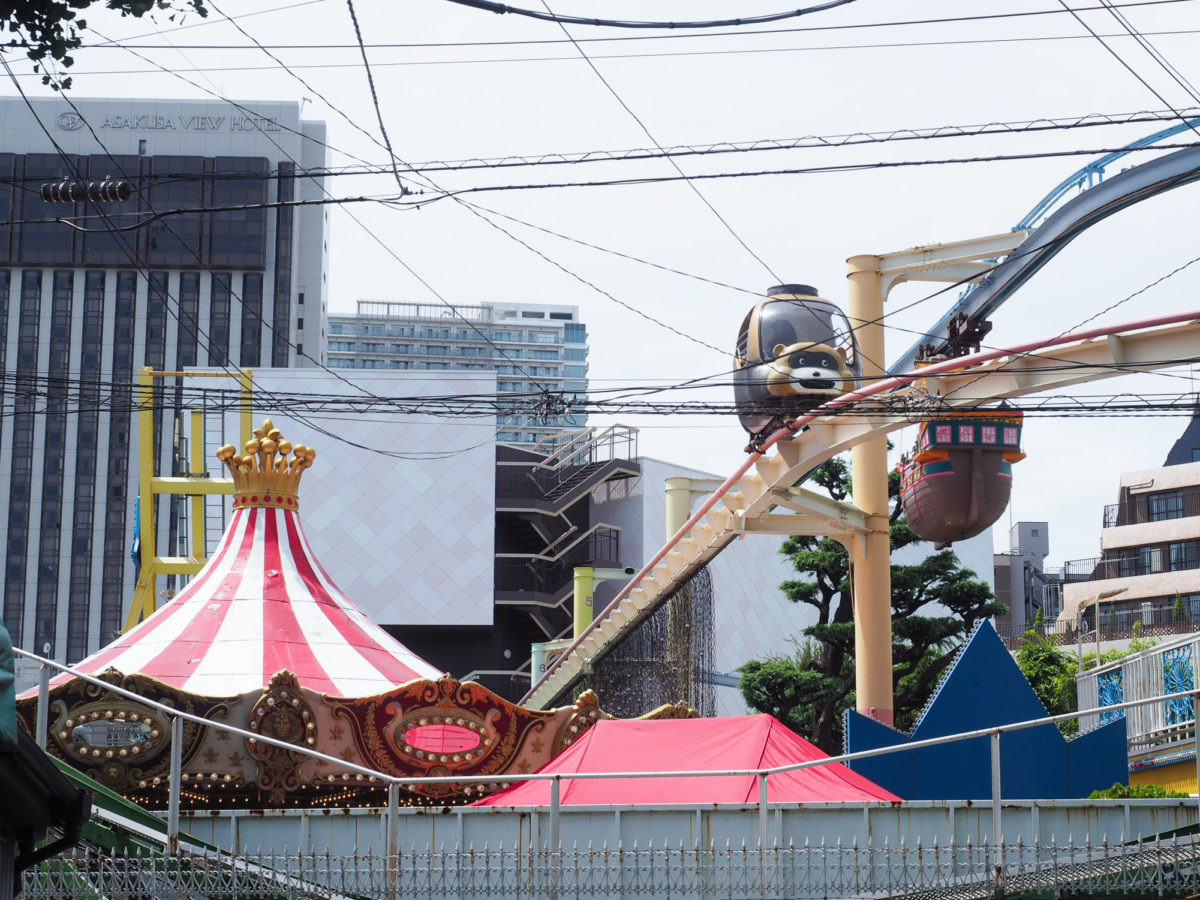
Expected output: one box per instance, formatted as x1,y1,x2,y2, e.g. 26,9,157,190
146,8,732,363
438,0,860,30
32,28,1200,78
0,107,1196,188
538,0,782,285
22,140,1200,230
1057,0,1200,139
63,0,1200,50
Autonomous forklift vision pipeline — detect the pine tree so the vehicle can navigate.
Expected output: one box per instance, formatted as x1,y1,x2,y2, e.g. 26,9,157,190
738,456,1006,753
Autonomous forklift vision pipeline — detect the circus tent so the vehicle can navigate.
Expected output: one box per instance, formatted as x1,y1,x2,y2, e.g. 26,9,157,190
474,714,900,806
50,486,440,698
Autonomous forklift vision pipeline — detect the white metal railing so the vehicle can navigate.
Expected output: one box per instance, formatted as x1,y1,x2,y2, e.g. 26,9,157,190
23,834,1200,900
18,645,1200,871
1077,631,1200,742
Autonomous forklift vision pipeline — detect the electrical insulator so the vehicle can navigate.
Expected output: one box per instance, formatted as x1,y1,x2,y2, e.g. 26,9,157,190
40,179,133,203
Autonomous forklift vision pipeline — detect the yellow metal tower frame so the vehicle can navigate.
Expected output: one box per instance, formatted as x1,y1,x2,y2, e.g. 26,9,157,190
124,367,254,631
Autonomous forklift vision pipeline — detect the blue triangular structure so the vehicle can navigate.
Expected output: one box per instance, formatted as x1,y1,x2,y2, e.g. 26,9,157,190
844,620,1127,799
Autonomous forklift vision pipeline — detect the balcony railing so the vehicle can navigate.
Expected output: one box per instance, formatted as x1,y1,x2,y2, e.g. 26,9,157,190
995,604,1200,650
1062,547,1200,582
1103,487,1200,527
495,526,621,595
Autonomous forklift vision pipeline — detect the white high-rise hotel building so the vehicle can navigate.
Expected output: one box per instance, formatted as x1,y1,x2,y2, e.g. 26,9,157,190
0,97,328,669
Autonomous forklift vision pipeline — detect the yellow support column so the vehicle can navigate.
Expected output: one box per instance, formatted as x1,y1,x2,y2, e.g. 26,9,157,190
665,477,694,539
573,566,596,640
239,369,254,445
190,410,207,560
847,254,894,727
126,367,159,630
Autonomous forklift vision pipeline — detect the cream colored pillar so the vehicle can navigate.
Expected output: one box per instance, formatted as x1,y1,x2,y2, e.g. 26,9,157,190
665,476,695,540
846,254,894,726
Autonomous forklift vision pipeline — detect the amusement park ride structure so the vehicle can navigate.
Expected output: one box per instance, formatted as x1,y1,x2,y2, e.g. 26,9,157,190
524,123,1200,720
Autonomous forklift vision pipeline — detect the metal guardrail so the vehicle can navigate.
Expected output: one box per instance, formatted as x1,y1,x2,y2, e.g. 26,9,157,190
494,526,620,594
1063,548,1200,583
16,644,1200,879
22,834,1200,900
1104,487,1200,527
996,615,1200,650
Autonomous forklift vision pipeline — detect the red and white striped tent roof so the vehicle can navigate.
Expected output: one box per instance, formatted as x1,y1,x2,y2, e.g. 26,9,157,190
52,423,441,698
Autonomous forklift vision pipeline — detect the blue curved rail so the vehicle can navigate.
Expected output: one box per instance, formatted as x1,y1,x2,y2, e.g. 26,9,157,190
890,121,1200,375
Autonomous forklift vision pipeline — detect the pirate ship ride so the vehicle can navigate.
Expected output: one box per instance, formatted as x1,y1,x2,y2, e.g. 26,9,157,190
898,410,1025,549
18,420,685,809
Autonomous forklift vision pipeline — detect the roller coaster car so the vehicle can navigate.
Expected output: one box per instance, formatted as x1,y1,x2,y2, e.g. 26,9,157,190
733,284,860,449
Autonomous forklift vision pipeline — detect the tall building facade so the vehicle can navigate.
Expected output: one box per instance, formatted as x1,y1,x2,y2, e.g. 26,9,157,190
327,301,587,445
0,97,329,677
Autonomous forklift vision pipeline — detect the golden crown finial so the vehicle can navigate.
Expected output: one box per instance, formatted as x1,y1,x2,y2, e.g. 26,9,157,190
217,419,317,511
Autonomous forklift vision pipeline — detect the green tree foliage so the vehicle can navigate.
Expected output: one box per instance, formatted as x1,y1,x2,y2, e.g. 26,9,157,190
1017,626,1156,737
1015,630,1079,736
737,456,1007,753
1089,782,1188,799
4,0,206,88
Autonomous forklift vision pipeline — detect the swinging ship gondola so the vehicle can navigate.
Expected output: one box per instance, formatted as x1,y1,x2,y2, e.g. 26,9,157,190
733,284,861,449
898,410,1025,549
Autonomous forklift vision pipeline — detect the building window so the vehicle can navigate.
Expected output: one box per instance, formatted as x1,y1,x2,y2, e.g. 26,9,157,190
1170,541,1199,571
550,312,572,320
1148,490,1185,521
957,425,975,443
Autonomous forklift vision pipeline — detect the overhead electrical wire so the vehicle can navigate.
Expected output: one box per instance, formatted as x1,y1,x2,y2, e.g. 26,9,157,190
145,5,732,361
1098,0,1200,103
63,0,1200,50
432,0,860,30
32,28,1200,78
1056,0,1200,139
23,3,1195,408
87,15,566,421
0,106,1197,191
19,140,1200,232
538,0,783,285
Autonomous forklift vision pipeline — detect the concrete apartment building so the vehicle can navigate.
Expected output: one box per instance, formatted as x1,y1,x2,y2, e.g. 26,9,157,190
1060,414,1200,635
0,96,328,676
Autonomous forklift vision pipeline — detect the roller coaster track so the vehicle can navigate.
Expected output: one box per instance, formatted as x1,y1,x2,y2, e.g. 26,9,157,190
891,129,1200,374
522,309,1200,709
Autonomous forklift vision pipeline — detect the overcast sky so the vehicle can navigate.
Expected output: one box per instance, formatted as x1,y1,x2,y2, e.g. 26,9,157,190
6,0,1200,570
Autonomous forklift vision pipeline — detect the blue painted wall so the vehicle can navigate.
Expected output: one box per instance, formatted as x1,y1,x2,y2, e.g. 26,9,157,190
844,620,1127,799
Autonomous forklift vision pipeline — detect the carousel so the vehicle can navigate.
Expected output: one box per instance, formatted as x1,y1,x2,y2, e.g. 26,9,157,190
18,420,688,809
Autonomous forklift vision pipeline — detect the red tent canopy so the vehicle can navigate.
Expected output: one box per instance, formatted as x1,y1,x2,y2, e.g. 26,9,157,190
474,715,899,805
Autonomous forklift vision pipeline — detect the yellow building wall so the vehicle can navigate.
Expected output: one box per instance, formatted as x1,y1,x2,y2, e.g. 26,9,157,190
1130,759,1196,794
